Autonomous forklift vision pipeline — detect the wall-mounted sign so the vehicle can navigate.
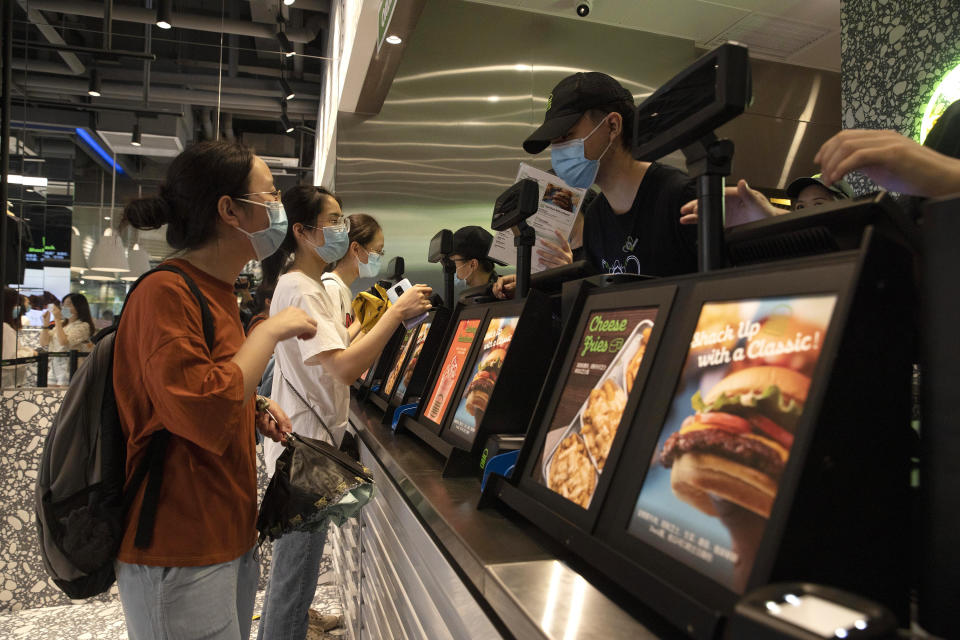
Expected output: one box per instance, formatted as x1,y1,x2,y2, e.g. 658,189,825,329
376,0,398,53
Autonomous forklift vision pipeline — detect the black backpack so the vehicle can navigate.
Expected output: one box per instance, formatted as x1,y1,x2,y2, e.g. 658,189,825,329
35,264,215,599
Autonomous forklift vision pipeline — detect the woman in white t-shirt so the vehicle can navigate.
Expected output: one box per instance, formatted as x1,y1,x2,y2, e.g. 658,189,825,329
321,213,384,343
257,185,431,640
38,292,94,385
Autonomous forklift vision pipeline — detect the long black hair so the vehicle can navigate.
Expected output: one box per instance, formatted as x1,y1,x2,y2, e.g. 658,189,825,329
122,140,254,250
260,185,342,289
63,293,95,332
2,288,22,330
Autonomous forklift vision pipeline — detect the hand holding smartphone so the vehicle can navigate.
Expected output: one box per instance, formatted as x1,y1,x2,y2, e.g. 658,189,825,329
387,278,430,330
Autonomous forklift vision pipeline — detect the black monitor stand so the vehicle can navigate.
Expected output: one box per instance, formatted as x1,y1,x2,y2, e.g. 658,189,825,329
442,257,456,311
513,219,536,299
682,132,733,273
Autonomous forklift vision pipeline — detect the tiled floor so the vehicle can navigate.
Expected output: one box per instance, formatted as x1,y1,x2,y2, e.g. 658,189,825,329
0,569,344,639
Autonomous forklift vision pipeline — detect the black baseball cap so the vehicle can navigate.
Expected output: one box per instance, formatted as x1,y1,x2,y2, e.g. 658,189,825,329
451,226,507,266
523,72,634,154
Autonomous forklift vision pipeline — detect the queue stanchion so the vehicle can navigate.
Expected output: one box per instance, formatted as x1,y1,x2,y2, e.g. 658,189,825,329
68,349,79,379
36,351,48,387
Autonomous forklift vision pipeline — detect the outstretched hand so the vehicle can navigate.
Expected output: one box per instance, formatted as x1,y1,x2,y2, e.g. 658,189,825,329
680,179,779,226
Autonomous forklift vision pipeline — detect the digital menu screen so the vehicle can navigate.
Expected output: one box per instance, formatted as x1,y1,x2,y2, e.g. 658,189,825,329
383,327,418,398
423,319,481,425
393,322,431,402
532,307,659,509
447,316,520,444
628,295,836,592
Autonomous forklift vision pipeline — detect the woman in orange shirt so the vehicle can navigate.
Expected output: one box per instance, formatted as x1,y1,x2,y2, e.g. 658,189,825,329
114,140,317,640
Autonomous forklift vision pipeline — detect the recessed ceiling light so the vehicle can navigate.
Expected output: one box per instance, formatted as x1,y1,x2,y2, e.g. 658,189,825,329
385,35,402,45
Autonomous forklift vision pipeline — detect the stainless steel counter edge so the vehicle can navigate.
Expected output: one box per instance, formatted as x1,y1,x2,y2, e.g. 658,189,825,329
350,401,560,639
349,399,654,640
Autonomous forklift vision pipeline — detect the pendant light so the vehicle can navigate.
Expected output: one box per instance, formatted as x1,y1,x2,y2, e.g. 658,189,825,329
122,238,152,281
87,159,130,274
156,0,173,29
70,226,86,273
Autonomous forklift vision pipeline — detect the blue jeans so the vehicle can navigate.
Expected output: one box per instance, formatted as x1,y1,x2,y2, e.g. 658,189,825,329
256,528,328,640
116,546,259,640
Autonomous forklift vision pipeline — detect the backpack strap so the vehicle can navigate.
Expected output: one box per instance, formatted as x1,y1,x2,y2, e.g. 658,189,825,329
118,263,217,549
121,264,216,352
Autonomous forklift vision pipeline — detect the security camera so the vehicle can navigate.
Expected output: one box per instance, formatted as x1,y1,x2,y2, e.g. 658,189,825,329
576,0,592,17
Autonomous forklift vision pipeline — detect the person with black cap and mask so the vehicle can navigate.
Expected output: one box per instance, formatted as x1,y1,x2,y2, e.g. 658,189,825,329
527,72,699,276
451,225,505,290
494,72,698,299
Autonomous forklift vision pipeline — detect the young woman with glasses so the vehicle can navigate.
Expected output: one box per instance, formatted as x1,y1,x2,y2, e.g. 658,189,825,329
257,186,431,639
321,213,385,343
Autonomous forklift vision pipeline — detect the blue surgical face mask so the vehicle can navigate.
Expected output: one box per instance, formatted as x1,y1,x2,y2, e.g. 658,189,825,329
358,248,382,278
304,225,350,263
550,117,613,189
235,199,288,261
61,305,73,320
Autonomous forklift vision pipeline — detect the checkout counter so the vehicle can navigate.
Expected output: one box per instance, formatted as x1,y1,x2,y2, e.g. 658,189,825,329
331,190,924,640
331,397,666,640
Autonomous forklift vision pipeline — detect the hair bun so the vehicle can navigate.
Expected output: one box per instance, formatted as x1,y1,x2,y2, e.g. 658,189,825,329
123,193,171,230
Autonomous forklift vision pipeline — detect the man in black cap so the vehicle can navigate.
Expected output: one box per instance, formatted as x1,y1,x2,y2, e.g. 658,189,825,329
450,225,504,289
520,71,698,277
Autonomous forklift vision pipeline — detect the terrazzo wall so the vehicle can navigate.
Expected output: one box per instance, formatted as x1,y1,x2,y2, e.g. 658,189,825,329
841,0,960,192
0,387,276,613
0,387,104,613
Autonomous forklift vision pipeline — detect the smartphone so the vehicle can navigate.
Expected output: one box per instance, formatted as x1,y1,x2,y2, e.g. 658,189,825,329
387,278,428,330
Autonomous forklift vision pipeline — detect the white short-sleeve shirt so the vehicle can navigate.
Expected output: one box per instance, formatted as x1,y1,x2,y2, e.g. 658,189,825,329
321,272,354,330
264,271,350,476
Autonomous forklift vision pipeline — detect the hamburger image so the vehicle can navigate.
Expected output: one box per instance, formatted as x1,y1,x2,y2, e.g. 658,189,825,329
464,346,506,420
660,366,810,519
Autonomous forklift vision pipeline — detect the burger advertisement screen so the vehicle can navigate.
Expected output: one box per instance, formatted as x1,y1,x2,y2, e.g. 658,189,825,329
628,295,837,593
447,316,519,446
383,326,418,398
393,321,432,402
423,319,482,426
533,307,658,509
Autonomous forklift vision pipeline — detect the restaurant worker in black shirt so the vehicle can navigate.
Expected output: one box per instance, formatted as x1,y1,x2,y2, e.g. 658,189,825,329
494,72,697,298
